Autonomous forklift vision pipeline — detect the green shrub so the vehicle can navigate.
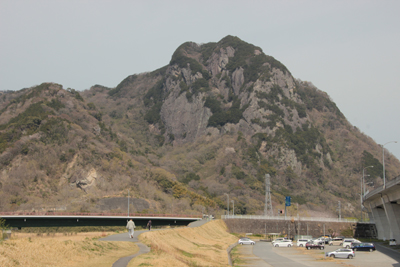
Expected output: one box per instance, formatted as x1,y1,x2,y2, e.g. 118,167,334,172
182,172,200,184
109,75,138,97
144,79,165,107
361,151,382,179
200,42,217,64
87,102,96,110
39,118,69,145
297,83,343,118
170,43,204,75
67,88,84,101
204,97,222,113
232,165,246,180
207,97,247,127
46,98,65,111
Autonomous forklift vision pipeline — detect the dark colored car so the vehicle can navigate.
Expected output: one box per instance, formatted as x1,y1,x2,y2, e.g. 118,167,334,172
351,242,376,252
305,241,324,250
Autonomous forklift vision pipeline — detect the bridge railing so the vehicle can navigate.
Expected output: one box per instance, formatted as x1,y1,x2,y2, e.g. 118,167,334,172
221,214,360,223
0,211,200,218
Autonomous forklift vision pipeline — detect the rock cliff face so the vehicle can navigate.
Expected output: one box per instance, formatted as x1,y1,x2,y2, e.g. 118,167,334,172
143,36,323,177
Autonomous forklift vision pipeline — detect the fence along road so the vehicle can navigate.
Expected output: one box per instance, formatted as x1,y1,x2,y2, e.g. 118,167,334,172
0,212,201,229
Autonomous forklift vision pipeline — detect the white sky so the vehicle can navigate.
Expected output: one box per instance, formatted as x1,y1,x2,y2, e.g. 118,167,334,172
1,0,400,161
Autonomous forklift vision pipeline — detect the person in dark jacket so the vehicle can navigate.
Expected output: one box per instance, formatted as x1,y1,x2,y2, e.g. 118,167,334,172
147,220,152,231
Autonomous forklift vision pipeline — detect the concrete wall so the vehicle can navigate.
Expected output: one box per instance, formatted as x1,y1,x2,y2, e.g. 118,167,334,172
224,219,356,239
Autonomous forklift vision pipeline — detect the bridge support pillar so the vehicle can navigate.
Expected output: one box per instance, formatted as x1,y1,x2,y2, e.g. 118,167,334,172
381,195,400,242
370,206,388,240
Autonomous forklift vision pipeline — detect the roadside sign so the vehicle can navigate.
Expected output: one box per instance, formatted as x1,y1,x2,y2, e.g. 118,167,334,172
285,196,291,206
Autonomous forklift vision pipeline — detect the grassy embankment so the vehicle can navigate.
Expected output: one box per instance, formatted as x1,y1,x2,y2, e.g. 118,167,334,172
0,220,241,266
0,231,138,267
129,220,238,267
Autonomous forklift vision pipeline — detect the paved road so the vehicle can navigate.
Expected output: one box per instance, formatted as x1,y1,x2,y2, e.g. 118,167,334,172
99,229,150,267
239,242,400,267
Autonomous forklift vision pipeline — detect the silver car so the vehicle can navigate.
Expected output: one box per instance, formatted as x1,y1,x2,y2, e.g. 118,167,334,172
238,237,255,245
325,248,355,259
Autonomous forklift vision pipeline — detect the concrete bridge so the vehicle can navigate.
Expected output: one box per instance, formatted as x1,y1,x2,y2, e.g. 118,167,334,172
0,212,201,229
364,175,400,242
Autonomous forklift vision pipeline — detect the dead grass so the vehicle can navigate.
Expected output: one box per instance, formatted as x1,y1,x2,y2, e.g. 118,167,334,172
129,220,237,267
0,231,138,267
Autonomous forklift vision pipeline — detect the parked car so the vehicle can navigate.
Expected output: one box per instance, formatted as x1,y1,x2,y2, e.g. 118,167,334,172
297,239,311,247
389,239,397,246
325,249,355,259
351,242,376,252
312,238,325,245
272,237,287,245
343,238,361,248
318,236,332,244
312,237,325,243
238,237,255,245
329,238,343,246
305,241,324,250
273,240,293,247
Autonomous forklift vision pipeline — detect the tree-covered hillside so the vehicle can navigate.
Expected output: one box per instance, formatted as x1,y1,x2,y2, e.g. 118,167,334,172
0,36,399,219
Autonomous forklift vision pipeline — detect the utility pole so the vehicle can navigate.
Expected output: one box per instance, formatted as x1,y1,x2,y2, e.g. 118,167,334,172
338,201,341,220
128,189,130,217
224,193,229,216
264,174,273,216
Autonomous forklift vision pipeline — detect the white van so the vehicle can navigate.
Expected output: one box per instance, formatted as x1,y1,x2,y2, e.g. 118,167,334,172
297,239,310,247
329,238,343,246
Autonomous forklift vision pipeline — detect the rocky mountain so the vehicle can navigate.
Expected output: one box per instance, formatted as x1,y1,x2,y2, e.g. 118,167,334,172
1,36,399,218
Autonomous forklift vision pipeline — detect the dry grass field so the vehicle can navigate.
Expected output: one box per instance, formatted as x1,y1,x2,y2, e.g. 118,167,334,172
0,220,241,266
129,220,238,267
0,232,138,267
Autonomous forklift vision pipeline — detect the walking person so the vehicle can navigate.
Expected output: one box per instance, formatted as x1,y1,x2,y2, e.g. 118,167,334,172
126,219,135,238
147,220,152,231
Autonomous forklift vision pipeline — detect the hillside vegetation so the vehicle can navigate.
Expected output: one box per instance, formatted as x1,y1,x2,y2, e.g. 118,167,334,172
0,36,399,219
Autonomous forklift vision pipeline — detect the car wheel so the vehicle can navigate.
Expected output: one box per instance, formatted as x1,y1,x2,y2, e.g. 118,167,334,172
240,243,243,245
354,248,357,251
288,244,291,247
346,245,350,249
320,247,324,250
330,254,335,258
348,255,353,259
275,244,279,247
329,243,332,246
307,247,311,250
339,243,342,246
252,243,255,245
369,248,373,252
299,244,303,247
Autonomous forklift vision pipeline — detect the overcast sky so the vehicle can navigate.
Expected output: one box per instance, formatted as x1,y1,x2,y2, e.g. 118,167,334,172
1,0,400,162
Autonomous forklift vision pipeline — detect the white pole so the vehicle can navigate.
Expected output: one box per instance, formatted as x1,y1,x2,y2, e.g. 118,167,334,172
382,141,397,188
128,190,130,217
224,193,229,216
